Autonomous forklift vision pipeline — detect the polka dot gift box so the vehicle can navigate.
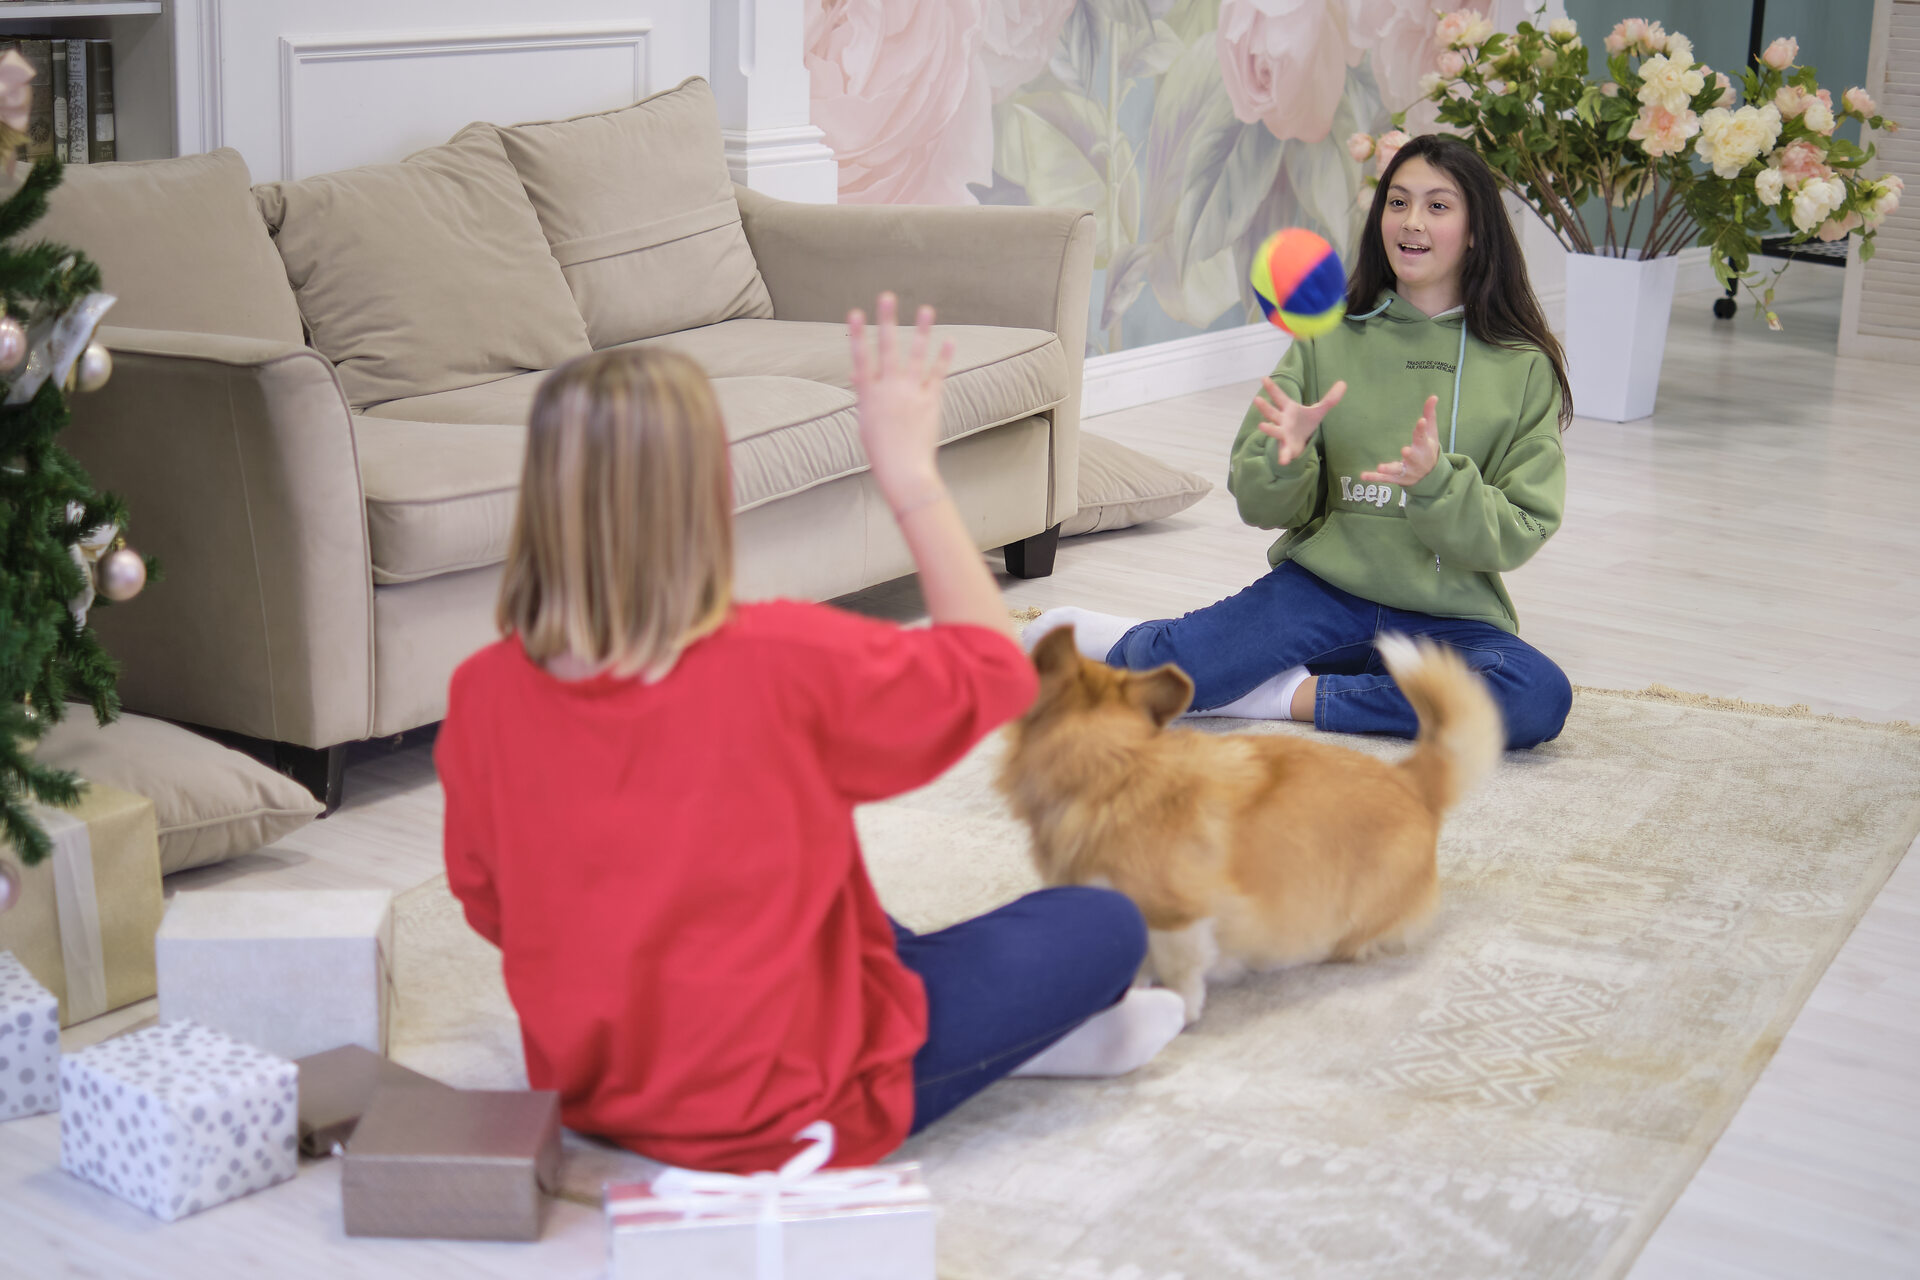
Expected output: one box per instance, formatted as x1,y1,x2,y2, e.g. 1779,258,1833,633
0,950,60,1121
60,1019,298,1221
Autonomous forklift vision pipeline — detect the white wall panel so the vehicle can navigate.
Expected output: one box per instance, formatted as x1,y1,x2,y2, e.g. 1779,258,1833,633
277,26,651,180
177,0,709,180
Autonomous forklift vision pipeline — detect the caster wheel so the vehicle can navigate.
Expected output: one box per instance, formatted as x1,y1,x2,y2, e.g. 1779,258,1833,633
1712,297,1736,319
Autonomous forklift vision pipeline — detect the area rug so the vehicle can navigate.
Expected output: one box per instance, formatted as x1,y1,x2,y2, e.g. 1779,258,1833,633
389,689,1920,1280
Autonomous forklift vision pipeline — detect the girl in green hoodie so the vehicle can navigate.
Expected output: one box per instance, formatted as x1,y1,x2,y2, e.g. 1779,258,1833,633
1030,135,1573,749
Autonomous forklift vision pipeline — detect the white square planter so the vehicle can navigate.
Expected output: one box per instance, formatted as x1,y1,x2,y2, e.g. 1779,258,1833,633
1564,251,1680,422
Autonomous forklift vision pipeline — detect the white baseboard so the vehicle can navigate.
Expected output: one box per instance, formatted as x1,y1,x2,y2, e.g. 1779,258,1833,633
1081,247,1720,419
1081,322,1286,418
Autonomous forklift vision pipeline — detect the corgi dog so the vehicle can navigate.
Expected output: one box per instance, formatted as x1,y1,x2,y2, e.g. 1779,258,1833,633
997,628,1503,1024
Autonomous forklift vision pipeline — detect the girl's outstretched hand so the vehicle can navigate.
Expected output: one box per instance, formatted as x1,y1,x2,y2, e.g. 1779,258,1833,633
1361,395,1441,489
1253,377,1346,466
849,292,956,516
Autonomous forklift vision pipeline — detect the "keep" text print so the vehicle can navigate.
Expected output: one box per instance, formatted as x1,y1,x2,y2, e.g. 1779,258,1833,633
1340,476,1406,508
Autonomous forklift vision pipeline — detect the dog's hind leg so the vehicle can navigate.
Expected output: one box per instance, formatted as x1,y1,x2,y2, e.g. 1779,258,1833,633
1343,873,1441,962
1147,920,1218,1025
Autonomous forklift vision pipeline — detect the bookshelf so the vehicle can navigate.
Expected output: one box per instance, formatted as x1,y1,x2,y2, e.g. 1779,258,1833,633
0,4,161,17
0,1,173,161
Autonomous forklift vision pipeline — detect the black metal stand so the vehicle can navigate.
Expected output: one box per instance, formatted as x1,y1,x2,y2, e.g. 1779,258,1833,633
1716,235,1851,319
1710,0,1852,320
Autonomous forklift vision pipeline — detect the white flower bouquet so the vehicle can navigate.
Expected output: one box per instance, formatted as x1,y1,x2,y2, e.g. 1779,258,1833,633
1350,9,1902,328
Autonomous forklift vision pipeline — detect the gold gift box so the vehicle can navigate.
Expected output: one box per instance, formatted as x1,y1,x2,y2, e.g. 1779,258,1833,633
0,782,164,1026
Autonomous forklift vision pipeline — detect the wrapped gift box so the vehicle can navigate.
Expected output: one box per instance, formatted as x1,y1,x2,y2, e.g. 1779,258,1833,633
155,889,392,1060
0,950,61,1121
606,1124,936,1280
295,1043,451,1157
60,1019,298,1220
342,1086,561,1240
0,784,164,1026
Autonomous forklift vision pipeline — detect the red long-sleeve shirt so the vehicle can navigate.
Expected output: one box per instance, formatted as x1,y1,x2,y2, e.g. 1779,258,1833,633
435,601,1036,1172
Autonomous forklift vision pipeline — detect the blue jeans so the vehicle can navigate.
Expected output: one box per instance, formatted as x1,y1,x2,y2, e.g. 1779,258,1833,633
894,886,1146,1133
1108,562,1572,749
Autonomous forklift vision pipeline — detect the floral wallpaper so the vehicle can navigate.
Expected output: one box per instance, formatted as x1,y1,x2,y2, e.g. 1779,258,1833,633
804,0,1492,356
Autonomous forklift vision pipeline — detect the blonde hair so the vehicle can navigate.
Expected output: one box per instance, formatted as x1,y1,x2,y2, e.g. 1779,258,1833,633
498,348,733,679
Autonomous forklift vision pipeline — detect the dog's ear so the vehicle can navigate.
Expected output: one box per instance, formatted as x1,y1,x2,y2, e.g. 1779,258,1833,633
1126,664,1194,728
1031,625,1081,679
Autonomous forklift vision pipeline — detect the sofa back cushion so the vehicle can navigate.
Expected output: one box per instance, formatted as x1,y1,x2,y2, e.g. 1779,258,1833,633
35,148,305,345
495,76,773,349
253,125,591,408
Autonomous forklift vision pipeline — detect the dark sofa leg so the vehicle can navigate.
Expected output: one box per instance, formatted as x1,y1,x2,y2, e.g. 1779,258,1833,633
273,742,349,817
1002,524,1061,579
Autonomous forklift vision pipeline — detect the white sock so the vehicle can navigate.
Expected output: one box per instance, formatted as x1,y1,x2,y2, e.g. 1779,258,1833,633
1008,987,1187,1078
1021,606,1143,662
1185,665,1311,720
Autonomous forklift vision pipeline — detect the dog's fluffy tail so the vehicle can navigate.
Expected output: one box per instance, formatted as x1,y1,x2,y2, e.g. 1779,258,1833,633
1376,634,1504,815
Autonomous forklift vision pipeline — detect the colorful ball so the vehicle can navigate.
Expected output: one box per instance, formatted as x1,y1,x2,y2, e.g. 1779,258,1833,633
1250,228,1347,339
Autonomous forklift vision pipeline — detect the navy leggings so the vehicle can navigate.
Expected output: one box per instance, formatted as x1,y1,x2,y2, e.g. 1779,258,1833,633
896,885,1146,1132
1109,562,1572,749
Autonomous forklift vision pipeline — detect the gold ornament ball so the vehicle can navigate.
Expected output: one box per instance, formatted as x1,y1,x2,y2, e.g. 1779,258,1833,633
0,315,24,371
98,546,146,602
0,860,20,915
76,341,112,393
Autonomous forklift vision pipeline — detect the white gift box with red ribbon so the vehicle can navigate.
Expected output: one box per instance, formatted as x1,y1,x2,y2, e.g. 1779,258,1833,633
604,1121,936,1280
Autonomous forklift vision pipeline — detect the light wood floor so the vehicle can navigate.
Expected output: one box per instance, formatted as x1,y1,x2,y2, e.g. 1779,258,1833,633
5,270,1915,1277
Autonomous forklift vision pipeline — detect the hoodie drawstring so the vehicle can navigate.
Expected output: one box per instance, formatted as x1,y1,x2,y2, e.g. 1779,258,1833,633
1448,320,1465,453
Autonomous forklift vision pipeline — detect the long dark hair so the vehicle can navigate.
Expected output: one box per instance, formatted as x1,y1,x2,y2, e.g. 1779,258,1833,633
1348,134,1573,429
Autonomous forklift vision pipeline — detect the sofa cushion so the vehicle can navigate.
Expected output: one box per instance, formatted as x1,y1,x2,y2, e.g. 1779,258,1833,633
354,418,526,585
254,125,591,409
1060,433,1213,537
629,320,1069,432
365,317,1065,430
496,77,773,349
34,149,305,345
34,711,323,876
355,377,860,583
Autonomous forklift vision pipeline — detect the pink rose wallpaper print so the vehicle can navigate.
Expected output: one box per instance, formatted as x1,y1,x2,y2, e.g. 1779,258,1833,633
805,0,1491,354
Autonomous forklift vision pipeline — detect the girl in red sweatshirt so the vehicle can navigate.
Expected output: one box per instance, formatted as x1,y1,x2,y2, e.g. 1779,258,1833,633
436,294,1184,1173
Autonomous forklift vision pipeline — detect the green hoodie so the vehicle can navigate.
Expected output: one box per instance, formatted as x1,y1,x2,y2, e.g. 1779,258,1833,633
1227,291,1566,634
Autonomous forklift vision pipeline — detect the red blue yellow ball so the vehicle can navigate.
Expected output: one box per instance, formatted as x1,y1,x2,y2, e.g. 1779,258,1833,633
1250,228,1346,339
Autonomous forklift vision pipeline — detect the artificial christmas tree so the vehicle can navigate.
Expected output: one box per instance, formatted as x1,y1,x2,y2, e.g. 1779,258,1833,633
0,48,144,872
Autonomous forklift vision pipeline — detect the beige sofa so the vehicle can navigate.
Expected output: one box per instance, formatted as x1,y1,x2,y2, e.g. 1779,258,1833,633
48,78,1093,808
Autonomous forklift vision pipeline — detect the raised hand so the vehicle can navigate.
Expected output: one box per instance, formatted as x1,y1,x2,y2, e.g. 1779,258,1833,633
1360,395,1441,489
848,292,956,515
1252,376,1347,466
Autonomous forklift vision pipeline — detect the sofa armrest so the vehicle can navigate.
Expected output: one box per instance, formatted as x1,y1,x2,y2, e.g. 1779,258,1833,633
736,187,1095,528
61,325,375,748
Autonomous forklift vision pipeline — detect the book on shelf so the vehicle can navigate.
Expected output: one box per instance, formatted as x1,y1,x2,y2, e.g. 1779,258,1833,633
0,35,116,167
7,39,56,161
50,36,65,159
63,36,83,162
84,37,111,162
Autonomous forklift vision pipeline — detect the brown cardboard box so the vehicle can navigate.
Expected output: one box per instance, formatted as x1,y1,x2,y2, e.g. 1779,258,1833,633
0,783,163,1026
342,1087,562,1240
295,1044,453,1157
